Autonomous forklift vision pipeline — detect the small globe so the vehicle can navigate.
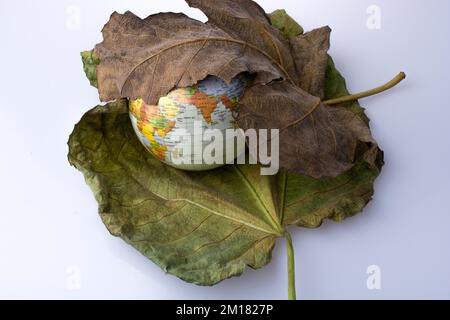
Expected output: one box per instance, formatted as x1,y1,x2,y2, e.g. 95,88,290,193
129,74,248,171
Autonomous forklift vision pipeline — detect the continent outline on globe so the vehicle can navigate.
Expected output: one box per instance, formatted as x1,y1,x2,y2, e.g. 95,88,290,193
129,74,249,170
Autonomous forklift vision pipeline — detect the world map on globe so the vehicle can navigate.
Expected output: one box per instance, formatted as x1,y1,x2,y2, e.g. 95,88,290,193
129,74,248,170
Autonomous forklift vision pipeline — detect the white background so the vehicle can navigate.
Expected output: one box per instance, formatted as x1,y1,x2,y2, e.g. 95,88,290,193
0,0,449,300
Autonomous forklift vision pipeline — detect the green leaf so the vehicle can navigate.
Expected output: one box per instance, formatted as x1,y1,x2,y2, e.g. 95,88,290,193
81,50,100,88
284,157,383,228
68,59,382,286
268,9,304,38
69,100,283,285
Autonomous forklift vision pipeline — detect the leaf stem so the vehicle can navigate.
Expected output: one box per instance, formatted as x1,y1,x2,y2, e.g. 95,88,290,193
323,72,406,105
284,231,296,300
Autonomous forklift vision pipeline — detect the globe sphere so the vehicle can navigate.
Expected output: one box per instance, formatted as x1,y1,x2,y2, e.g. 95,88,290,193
129,74,248,171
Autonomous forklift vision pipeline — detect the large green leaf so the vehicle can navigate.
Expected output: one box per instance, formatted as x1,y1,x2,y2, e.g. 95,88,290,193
69,100,282,285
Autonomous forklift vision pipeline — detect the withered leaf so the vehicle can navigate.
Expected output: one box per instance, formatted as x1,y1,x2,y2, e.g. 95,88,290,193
186,0,299,84
236,81,358,178
94,11,286,105
289,26,332,98
90,0,380,178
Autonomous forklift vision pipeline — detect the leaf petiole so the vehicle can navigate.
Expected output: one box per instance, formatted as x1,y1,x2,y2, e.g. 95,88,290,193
323,72,406,105
284,231,297,300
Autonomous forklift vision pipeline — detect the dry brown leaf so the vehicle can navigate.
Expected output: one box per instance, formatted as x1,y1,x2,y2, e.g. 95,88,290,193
94,11,287,104
290,26,332,98
91,0,380,178
236,81,360,178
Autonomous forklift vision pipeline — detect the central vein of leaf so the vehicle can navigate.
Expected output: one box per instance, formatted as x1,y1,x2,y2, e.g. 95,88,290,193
234,166,284,235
